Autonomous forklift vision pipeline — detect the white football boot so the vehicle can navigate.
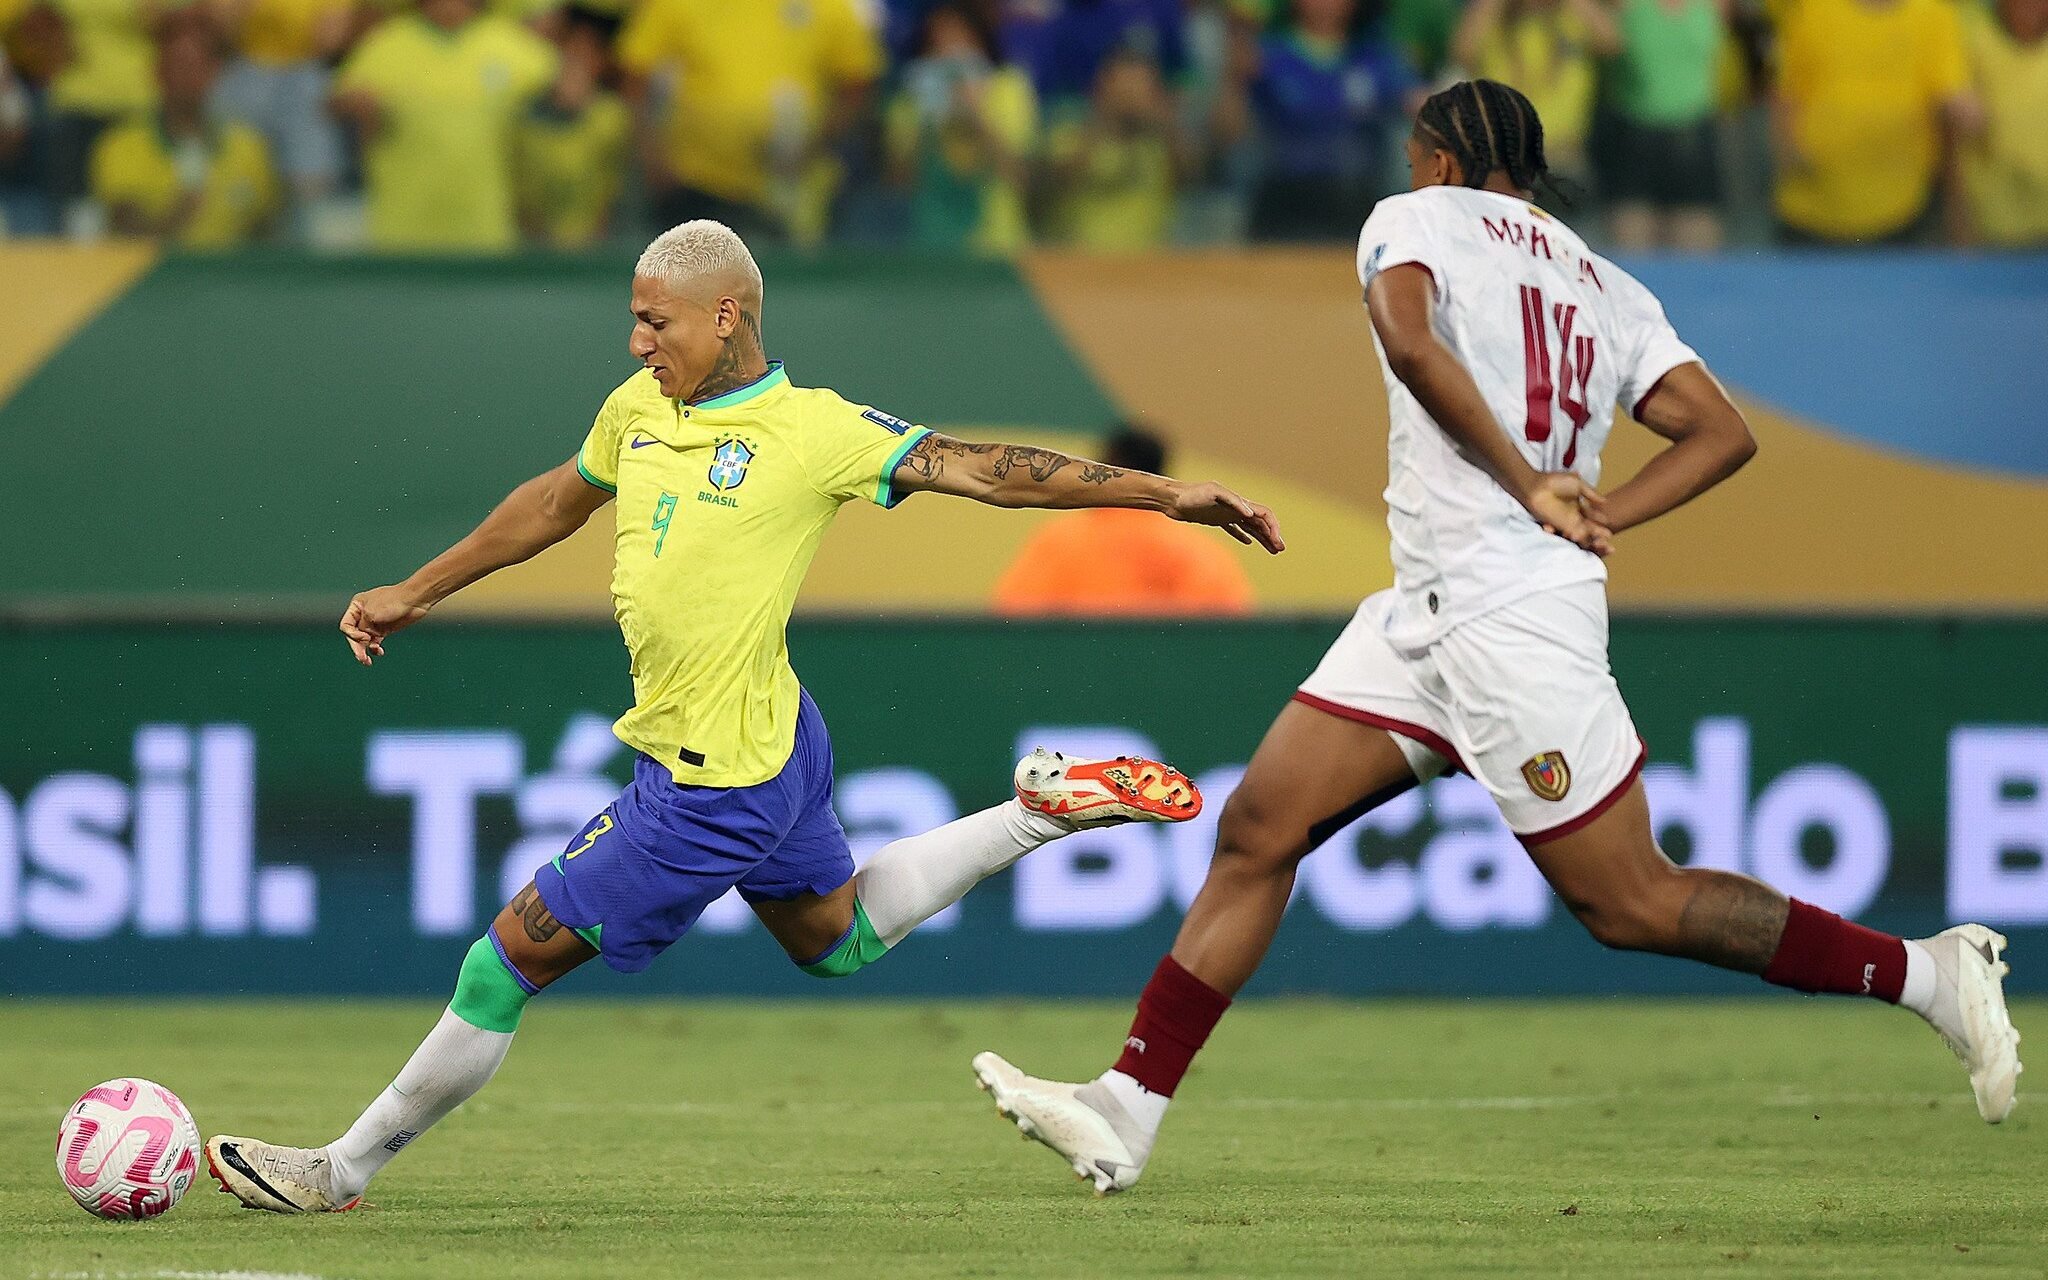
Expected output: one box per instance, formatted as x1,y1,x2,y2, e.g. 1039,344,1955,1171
972,1052,1154,1195
1911,925,2022,1123
1014,748,1201,830
205,1136,361,1213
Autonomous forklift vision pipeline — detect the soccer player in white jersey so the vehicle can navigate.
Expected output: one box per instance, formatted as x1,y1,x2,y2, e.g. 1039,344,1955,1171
973,80,2022,1196
201,220,1284,1213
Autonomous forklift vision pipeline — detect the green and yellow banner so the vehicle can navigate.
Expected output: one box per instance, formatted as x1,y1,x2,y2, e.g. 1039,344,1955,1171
3,244,2044,618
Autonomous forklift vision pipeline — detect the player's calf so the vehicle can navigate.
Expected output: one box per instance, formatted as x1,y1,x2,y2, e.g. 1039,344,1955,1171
223,887,592,1213
208,930,545,1213
1168,776,1401,998
1529,782,1787,970
319,929,553,1201
1559,864,1770,964
1529,782,2022,1122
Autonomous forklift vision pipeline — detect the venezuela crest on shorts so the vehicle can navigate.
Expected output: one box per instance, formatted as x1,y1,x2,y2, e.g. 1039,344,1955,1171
1520,750,1571,801
708,438,755,492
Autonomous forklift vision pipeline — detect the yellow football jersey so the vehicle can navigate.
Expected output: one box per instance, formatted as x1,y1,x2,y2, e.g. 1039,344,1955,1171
514,93,631,250
234,0,353,66
89,117,279,249
333,12,556,252
616,0,880,207
1962,3,2048,248
47,0,156,116
576,363,929,787
1773,0,1968,240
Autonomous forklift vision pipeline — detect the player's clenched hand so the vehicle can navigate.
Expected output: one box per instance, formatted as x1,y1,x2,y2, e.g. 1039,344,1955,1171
340,585,432,666
1528,473,1613,558
1169,482,1286,554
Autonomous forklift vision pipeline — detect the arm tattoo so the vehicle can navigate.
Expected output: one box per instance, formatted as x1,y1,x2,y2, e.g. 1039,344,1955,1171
510,883,564,944
990,445,1072,483
892,432,1134,497
895,432,998,485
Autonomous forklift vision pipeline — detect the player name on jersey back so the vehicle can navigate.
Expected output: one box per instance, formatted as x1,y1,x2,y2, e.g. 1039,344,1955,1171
1356,186,1699,650
1473,207,1608,296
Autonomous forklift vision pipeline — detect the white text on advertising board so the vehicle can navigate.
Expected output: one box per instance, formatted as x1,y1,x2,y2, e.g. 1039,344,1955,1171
0,719,2043,939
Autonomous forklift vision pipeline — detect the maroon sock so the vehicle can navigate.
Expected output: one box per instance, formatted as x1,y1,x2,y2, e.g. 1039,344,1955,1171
1111,955,1232,1096
1761,898,1907,1002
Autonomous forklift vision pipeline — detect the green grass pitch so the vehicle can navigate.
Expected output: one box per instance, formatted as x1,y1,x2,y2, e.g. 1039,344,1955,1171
4,998,2043,1278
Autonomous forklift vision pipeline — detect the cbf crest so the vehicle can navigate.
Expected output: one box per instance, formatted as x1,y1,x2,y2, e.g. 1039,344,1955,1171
1520,750,1571,802
708,437,755,492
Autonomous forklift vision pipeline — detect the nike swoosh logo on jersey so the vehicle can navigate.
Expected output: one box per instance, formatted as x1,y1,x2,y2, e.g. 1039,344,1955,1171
630,435,658,448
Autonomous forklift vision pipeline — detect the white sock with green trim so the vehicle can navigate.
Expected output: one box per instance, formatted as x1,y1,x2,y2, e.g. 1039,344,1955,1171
855,799,1067,946
324,1008,513,1199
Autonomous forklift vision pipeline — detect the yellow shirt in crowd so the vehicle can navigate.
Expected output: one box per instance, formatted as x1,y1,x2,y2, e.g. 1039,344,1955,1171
515,92,630,249
1046,121,1174,251
335,12,556,252
1962,4,2048,246
89,115,278,247
233,0,354,66
47,0,156,116
1470,10,1597,155
575,363,929,787
1773,0,1968,240
882,65,1037,257
617,0,881,207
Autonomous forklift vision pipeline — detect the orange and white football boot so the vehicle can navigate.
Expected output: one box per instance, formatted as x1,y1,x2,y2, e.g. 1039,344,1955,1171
1013,747,1202,829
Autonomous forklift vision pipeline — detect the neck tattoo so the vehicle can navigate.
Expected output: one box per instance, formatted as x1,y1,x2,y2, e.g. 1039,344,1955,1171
689,306,768,404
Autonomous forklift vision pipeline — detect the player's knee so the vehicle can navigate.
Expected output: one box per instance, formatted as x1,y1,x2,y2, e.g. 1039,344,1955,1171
1213,790,1308,876
797,901,889,979
449,935,537,1033
1577,904,1653,952
1570,883,1686,954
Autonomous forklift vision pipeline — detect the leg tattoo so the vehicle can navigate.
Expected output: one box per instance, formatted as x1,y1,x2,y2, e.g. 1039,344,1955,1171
509,884,563,944
1674,872,1790,974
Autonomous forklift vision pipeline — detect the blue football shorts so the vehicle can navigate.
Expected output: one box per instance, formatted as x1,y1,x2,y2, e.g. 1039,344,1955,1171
531,689,853,973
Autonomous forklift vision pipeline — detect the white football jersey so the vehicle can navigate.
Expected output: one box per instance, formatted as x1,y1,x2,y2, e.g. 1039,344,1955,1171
1356,185,1698,649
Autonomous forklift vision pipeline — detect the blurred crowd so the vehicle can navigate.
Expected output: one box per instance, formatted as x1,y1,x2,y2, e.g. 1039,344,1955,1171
0,0,2043,254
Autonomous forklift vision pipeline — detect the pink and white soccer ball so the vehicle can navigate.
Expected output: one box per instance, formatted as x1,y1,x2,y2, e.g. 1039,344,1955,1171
55,1078,201,1220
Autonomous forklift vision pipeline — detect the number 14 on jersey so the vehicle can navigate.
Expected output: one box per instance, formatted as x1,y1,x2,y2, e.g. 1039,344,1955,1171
1518,284,1595,469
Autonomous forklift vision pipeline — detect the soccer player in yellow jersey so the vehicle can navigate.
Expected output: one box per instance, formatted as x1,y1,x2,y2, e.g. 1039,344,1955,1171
90,15,280,249
204,220,1283,1213
331,0,556,252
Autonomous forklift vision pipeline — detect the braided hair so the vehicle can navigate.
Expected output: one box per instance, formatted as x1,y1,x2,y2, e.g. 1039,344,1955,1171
1413,79,1563,202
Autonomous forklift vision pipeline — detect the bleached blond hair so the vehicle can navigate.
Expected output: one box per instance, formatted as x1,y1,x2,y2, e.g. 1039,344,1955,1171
634,220,763,304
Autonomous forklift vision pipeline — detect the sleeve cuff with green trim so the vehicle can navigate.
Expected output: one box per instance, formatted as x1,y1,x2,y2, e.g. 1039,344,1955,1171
577,453,617,494
874,426,931,510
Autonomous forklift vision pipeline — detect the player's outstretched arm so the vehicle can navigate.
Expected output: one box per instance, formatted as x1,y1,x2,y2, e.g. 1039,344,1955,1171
890,432,1284,553
339,457,612,665
1588,363,1756,535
